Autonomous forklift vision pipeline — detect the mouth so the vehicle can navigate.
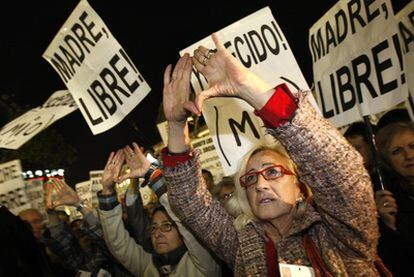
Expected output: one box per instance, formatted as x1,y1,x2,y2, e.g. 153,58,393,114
156,241,167,246
258,197,275,204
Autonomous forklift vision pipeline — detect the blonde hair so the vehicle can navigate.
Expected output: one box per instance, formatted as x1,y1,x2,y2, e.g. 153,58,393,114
376,121,414,172
232,144,308,230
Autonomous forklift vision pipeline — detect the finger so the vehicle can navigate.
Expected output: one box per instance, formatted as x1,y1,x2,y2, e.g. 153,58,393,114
163,64,173,87
123,148,131,161
194,87,217,112
182,55,193,84
192,56,205,73
183,100,200,116
52,200,63,209
385,207,398,214
132,142,143,155
118,173,133,183
114,149,125,165
105,152,115,168
212,32,225,51
125,145,134,155
173,53,187,80
378,190,393,196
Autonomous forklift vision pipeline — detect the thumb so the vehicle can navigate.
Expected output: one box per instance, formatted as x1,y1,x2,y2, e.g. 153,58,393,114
51,200,63,209
195,87,217,112
183,100,200,116
118,173,133,183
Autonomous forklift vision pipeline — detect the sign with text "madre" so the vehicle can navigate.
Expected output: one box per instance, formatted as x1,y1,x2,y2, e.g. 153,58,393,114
43,0,151,135
309,0,408,127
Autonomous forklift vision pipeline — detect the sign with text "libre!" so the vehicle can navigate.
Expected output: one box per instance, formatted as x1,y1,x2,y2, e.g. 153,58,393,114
0,90,77,149
180,7,316,176
0,160,30,215
309,0,408,127
43,0,150,135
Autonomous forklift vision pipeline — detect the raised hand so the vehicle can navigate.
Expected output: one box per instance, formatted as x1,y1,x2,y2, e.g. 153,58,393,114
163,53,198,122
102,149,125,195
375,189,398,230
118,142,151,182
44,178,81,209
192,33,272,112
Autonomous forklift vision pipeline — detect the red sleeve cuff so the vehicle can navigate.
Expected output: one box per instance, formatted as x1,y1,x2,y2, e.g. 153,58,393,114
161,147,192,167
254,83,298,128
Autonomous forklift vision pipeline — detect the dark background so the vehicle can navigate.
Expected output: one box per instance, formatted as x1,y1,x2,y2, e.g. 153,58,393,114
0,0,410,185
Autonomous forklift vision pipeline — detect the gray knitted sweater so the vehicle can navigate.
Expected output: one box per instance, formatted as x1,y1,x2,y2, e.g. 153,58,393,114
164,96,379,276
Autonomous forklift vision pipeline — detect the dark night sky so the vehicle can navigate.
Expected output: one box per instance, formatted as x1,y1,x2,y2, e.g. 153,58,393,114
1,0,409,185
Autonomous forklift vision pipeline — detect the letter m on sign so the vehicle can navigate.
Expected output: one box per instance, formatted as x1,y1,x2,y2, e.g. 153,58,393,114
228,111,261,146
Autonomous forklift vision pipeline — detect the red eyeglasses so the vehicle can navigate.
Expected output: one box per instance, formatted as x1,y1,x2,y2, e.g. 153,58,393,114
239,164,294,189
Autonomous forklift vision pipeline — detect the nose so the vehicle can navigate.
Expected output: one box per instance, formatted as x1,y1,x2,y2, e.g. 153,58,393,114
255,174,270,191
404,147,414,160
153,228,163,238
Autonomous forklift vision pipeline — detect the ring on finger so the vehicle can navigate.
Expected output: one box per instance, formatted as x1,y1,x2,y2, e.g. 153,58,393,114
202,56,208,66
206,49,214,59
383,202,390,207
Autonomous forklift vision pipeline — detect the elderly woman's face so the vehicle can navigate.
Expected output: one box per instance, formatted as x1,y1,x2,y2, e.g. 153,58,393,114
388,130,414,179
244,150,300,221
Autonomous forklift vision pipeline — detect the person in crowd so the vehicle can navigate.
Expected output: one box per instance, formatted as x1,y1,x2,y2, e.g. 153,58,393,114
374,121,414,276
43,178,133,276
376,108,411,132
212,176,240,218
343,122,374,173
18,207,75,276
19,208,45,240
1,206,54,277
122,176,153,252
97,145,221,276
161,33,388,276
202,169,215,192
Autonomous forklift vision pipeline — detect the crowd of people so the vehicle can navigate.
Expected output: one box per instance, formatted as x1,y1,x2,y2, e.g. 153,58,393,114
1,32,413,276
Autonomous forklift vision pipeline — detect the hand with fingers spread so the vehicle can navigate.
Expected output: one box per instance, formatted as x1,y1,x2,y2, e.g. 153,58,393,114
163,53,198,122
45,178,82,209
44,179,56,211
163,53,194,154
191,33,273,113
118,142,151,182
102,149,125,195
375,189,398,230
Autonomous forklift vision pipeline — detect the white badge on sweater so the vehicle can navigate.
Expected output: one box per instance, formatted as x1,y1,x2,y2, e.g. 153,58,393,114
279,263,315,277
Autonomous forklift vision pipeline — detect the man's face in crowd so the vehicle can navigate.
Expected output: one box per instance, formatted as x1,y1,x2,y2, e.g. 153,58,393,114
19,209,44,239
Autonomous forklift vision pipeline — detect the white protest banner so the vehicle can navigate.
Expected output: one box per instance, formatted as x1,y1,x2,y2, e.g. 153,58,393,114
396,1,414,109
309,0,408,127
0,160,30,215
156,121,169,146
89,170,103,209
43,0,151,135
0,90,77,149
191,134,225,183
75,180,93,209
180,7,313,176
25,177,47,219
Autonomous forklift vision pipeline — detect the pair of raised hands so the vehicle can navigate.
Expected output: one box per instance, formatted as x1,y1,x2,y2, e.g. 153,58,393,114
162,33,272,126
44,142,152,209
44,177,81,210
101,142,152,195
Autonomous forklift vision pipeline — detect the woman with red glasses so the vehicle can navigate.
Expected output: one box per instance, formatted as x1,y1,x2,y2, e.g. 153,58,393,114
160,33,389,276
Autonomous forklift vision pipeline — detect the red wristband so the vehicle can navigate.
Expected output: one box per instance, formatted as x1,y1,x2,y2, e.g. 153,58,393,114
161,147,192,167
254,83,298,128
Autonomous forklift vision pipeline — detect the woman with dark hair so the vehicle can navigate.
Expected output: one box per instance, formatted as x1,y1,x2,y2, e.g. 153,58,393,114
97,148,221,276
375,121,414,276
